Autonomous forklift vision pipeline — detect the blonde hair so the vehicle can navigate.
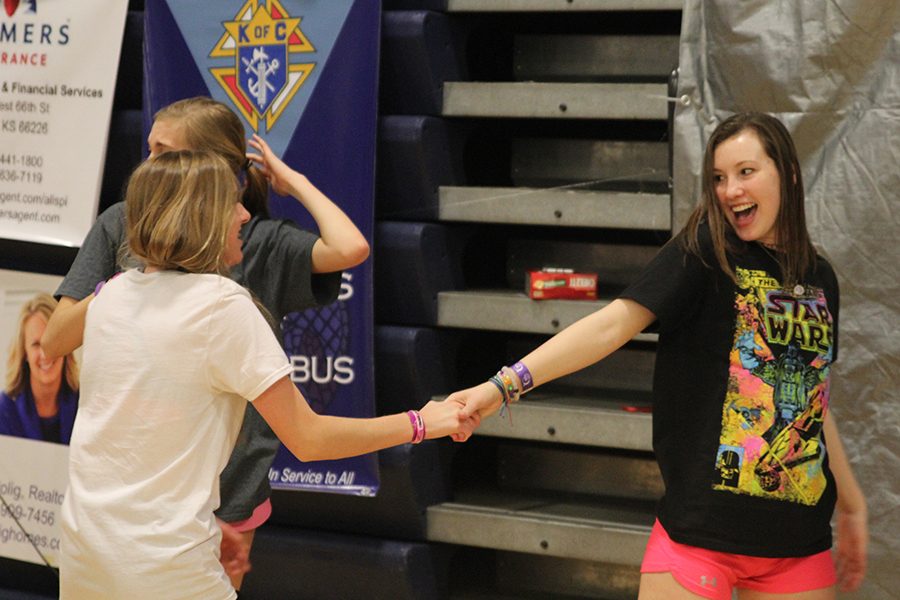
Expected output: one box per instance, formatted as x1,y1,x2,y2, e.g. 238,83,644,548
154,97,269,218
5,293,79,397
125,150,239,275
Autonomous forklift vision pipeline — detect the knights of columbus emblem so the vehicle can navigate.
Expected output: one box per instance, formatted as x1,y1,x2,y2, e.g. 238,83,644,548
210,0,315,132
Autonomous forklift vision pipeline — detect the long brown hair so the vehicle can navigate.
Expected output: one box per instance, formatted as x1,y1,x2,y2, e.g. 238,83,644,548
153,97,269,217
681,112,816,286
125,151,239,275
5,293,79,397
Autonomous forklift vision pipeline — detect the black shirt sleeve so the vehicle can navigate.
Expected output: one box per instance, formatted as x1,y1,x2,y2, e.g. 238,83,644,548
619,234,713,333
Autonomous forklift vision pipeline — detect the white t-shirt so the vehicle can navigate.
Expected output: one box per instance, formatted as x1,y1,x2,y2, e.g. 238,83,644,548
60,269,292,600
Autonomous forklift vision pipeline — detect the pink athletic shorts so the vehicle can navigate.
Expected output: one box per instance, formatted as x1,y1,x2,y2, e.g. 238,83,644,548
228,497,273,533
640,519,836,600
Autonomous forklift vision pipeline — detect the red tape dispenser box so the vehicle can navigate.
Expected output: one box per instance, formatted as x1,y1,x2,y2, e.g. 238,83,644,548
526,268,598,300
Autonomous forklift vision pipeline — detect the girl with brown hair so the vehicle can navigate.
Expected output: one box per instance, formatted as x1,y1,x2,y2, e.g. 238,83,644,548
450,113,867,599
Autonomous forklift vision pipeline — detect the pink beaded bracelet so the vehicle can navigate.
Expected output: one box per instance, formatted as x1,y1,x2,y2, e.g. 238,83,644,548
406,410,425,444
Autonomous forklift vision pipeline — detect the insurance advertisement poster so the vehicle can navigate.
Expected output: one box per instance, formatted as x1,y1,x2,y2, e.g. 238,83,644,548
0,0,128,246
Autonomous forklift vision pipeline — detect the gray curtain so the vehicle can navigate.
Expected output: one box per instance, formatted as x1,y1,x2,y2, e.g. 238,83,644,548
673,1,900,597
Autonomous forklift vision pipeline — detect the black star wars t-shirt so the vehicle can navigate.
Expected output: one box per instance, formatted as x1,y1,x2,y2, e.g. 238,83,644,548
620,224,839,557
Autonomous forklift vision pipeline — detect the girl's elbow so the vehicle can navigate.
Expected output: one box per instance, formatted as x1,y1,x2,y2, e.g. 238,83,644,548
280,435,316,462
330,239,369,270
281,425,331,462
288,444,330,463
345,237,370,267
290,448,319,463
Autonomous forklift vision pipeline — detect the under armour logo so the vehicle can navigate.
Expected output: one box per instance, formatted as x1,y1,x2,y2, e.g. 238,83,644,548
700,575,717,588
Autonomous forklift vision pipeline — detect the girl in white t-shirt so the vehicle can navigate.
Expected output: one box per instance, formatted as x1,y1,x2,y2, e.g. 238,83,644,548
58,151,475,600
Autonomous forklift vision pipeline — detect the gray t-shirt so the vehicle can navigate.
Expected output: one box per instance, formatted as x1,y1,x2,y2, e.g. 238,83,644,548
55,203,128,302
56,201,341,521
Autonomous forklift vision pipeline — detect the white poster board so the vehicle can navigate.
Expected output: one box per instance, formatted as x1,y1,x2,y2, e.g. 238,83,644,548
0,435,68,567
0,270,70,567
0,0,129,246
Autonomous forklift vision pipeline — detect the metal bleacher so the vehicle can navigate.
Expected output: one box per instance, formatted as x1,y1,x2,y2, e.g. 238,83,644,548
376,1,681,598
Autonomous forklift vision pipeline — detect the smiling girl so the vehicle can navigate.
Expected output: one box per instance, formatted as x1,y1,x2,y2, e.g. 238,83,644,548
449,112,867,600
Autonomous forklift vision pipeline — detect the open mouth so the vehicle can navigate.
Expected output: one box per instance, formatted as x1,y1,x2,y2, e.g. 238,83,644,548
731,202,757,225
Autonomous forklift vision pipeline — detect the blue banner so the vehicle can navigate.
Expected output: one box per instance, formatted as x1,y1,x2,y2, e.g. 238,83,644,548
143,0,379,495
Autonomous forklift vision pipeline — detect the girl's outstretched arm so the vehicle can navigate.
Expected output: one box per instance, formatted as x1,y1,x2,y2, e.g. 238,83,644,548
452,298,656,426
253,376,476,462
247,134,370,273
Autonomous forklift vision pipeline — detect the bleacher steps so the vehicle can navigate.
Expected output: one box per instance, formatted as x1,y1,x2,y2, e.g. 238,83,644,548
473,393,652,451
445,0,683,10
450,552,642,599
511,138,669,188
438,186,671,229
437,290,659,341
442,82,669,120
515,34,679,81
495,442,663,500
427,490,653,565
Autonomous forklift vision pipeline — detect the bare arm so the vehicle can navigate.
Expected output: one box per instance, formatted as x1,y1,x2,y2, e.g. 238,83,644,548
454,298,656,420
824,412,868,592
253,376,473,462
247,134,370,273
41,295,92,359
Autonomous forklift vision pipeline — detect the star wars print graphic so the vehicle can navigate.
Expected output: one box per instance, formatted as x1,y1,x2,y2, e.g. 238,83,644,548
713,267,833,505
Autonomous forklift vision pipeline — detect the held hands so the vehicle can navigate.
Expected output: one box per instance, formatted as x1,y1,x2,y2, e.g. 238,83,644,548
413,375,511,443
417,397,481,442
246,134,302,197
444,381,505,442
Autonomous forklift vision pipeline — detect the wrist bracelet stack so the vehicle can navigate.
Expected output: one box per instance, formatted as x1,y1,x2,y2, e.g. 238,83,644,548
487,361,534,423
406,410,426,444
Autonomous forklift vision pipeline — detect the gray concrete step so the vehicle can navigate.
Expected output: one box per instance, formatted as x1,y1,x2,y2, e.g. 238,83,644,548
446,0,683,12
427,489,653,565
474,392,653,451
438,186,671,230
443,82,669,120
437,289,659,341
